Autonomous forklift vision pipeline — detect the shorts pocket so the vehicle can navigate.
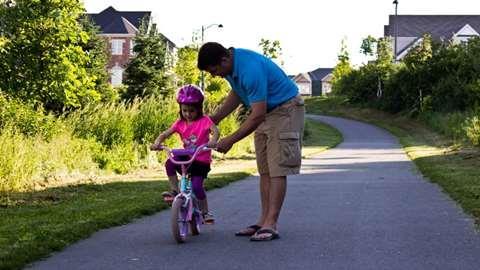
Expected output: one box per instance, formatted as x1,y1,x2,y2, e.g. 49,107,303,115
278,132,301,167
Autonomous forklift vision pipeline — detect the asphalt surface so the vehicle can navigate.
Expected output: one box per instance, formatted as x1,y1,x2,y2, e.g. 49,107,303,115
27,115,480,270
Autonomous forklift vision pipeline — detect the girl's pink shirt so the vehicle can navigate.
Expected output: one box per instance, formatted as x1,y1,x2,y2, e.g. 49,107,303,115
170,115,214,164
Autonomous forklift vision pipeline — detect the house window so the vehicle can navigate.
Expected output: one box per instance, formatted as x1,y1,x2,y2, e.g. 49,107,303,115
129,40,135,56
110,66,124,86
322,83,332,95
111,39,125,55
298,83,310,95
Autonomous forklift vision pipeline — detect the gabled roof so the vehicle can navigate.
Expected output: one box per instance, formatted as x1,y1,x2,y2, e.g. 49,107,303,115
308,68,333,82
86,6,150,34
384,15,480,41
294,73,311,83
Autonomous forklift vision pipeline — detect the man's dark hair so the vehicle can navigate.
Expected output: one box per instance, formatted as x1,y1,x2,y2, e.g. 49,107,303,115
197,42,229,70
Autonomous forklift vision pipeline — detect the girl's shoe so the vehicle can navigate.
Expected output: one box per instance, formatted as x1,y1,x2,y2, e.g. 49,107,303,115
161,190,178,205
202,212,215,225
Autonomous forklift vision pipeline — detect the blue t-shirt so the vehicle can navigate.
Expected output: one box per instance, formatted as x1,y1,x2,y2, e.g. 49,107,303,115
225,48,298,110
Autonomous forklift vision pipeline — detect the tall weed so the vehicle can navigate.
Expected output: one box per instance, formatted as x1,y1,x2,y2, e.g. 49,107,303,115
0,129,38,192
132,96,177,145
0,128,98,192
0,93,62,139
65,102,134,148
464,114,480,146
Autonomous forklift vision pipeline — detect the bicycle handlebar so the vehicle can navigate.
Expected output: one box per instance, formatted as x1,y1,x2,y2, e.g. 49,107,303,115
155,143,211,165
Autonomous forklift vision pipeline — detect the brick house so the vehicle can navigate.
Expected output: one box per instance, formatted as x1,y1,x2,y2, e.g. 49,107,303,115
86,6,176,86
384,15,480,60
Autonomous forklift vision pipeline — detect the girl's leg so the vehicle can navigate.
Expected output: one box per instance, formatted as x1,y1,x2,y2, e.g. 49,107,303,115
165,160,179,194
191,175,214,224
191,175,206,201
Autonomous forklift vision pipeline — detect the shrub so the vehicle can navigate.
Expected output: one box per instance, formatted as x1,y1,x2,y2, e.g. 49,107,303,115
132,96,177,145
65,102,134,148
464,115,480,146
0,127,98,192
92,142,139,174
0,93,62,140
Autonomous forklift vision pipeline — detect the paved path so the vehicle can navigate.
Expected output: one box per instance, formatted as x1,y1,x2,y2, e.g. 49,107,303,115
28,115,480,270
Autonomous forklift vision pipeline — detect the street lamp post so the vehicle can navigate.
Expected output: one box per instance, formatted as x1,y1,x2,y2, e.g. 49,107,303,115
200,23,223,90
393,0,398,62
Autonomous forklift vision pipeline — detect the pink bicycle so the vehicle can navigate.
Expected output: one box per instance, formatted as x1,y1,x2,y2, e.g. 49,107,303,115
156,144,211,243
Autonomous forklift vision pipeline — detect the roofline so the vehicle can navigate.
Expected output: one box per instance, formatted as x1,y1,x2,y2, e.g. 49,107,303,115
388,14,480,17
321,73,333,81
121,16,139,33
99,33,136,37
397,37,423,59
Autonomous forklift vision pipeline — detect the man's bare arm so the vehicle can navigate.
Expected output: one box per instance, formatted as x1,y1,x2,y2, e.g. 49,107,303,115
210,90,242,125
228,101,266,144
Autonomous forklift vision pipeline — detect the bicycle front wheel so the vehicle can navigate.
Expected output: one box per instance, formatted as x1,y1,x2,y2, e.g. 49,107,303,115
171,197,188,243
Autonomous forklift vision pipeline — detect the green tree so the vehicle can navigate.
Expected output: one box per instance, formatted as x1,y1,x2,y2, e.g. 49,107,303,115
403,34,433,113
376,37,394,67
173,43,230,107
360,35,377,57
332,38,352,92
259,38,284,66
0,0,101,112
79,16,117,102
174,45,201,85
122,22,172,100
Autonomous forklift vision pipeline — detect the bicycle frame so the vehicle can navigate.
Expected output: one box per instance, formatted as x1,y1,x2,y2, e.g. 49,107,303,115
161,143,209,192
157,143,210,243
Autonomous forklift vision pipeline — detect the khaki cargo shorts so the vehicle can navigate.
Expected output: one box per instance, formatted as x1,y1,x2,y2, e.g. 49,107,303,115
254,95,305,177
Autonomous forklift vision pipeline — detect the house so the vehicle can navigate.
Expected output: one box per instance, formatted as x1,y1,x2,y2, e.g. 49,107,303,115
384,15,480,60
293,68,333,96
86,6,177,86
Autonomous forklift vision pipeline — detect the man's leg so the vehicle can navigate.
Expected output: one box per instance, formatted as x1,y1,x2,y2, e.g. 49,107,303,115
263,176,286,229
253,175,286,240
258,173,271,226
235,129,268,236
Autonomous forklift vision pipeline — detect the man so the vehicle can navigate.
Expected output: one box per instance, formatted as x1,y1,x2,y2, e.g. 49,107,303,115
197,42,304,241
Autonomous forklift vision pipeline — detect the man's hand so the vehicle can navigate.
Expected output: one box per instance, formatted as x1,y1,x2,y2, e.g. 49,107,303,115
216,136,235,153
206,141,217,149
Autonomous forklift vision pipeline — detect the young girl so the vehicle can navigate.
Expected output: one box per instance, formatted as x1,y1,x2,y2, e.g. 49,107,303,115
151,84,219,224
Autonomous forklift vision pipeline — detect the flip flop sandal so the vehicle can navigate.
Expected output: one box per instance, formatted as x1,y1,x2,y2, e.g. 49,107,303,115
235,224,262,236
250,228,280,241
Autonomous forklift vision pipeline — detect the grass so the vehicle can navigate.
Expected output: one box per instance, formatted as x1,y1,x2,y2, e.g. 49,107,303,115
305,96,480,227
0,172,249,270
302,118,343,157
0,115,342,270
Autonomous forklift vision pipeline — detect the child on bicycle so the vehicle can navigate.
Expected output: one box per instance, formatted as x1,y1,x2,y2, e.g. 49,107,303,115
150,84,219,224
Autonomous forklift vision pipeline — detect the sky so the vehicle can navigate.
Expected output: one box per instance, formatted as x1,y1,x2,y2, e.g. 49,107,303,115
83,0,480,75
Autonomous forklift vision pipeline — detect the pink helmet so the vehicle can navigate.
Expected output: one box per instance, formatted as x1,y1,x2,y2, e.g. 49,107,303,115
176,84,204,104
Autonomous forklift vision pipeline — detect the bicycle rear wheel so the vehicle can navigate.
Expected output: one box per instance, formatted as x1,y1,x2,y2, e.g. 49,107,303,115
171,197,188,243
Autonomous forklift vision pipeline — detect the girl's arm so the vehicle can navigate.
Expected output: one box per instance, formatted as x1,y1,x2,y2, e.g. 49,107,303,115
207,124,220,148
150,127,175,150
